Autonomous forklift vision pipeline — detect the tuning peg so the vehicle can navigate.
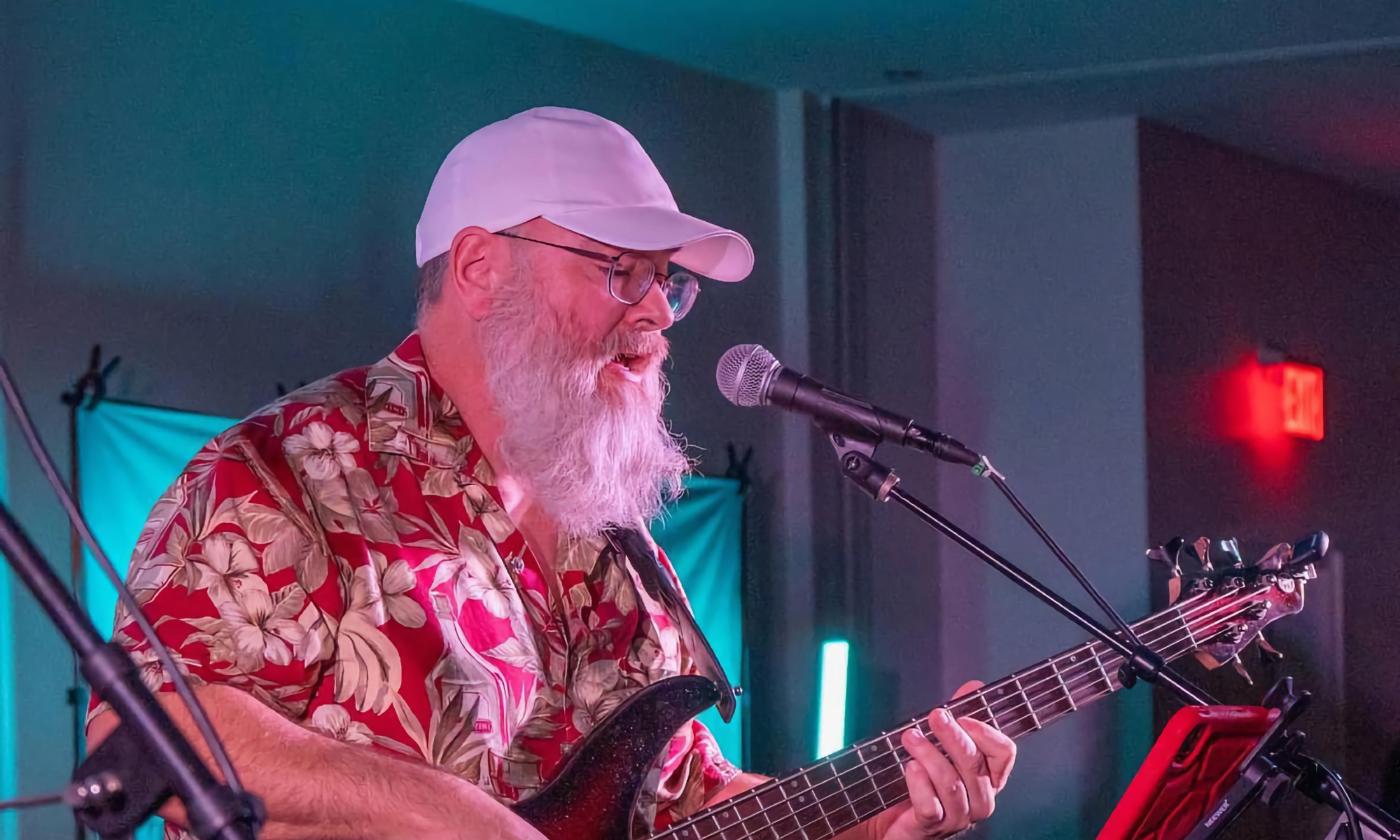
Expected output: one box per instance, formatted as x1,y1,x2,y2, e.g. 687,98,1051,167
1292,531,1329,568
1148,541,1185,604
1193,537,1214,572
1161,537,1188,573
1256,633,1285,664
1229,653,1254,686
1220,537,1244,569
1146,545,1182,578
1254,542,1291,571
1180,540,1203,571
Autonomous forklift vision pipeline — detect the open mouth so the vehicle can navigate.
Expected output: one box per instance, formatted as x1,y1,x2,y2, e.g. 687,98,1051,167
603,350,654,383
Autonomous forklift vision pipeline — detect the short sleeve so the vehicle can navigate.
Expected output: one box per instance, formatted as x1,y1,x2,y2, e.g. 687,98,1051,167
650,717,742,830
88,438,339,723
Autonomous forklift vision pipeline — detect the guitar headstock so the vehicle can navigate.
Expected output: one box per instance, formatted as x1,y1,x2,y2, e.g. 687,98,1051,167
1148,531,1326,683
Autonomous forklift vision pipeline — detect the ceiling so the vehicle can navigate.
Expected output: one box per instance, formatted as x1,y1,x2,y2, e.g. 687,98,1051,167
461,0,1400,196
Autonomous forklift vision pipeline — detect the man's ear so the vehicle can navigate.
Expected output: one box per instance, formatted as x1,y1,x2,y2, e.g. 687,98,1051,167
447,226,504,320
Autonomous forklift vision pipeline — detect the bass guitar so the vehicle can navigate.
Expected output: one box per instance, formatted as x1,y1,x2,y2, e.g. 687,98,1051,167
514,532,1325,840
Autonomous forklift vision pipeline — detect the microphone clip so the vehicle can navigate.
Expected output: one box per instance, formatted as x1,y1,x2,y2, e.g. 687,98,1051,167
822,423,901,502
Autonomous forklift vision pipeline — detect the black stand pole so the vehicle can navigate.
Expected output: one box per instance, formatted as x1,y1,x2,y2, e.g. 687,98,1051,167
0,499,262,839
1287,757,1400,839
61,344,118,840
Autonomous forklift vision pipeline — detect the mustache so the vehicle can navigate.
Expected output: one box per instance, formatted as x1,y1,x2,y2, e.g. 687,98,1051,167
597,330,670,363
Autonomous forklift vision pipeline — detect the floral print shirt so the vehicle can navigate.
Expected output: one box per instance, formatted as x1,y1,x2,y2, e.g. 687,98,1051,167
91,333,739,837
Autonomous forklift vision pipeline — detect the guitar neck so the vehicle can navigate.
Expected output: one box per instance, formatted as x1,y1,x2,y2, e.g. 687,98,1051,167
656,588,1258,840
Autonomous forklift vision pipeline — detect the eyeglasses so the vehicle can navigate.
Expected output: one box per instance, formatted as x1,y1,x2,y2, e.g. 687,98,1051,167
495,232,701,321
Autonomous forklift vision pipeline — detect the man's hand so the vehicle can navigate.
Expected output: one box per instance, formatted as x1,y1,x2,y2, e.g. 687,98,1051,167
872,681,1016,840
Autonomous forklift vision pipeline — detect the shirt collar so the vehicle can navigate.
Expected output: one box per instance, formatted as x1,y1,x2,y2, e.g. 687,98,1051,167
365,332,473,468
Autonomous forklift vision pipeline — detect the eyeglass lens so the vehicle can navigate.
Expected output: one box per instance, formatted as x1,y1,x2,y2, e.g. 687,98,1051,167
609,254,652,303
609,254,698,319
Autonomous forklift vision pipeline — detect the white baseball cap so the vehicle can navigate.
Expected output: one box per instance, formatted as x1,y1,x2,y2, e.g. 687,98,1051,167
415,106,754,282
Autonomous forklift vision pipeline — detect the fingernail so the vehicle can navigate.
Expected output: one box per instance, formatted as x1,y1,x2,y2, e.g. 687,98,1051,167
939,708,953,723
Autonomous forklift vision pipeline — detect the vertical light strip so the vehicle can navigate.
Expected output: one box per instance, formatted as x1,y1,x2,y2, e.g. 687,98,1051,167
816,639,850,758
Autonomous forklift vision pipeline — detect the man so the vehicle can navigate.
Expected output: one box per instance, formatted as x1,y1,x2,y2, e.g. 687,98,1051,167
88,106,1014,839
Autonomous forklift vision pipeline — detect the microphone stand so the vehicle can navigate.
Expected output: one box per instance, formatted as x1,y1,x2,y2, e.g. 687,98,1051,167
825,426,1212,705
821,425,1400,839
0,500,263,839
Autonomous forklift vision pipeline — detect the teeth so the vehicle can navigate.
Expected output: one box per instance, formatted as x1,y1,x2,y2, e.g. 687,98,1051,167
607,351,649,371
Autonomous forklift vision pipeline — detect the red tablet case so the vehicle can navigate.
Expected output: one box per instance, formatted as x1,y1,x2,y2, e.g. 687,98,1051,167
1098,705,1281,840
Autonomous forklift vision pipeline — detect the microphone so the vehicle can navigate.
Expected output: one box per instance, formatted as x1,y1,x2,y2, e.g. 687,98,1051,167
715,344,981,467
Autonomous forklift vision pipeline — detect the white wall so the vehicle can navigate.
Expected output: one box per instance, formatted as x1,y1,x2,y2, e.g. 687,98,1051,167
815,108,1153,838
932,119,1152,838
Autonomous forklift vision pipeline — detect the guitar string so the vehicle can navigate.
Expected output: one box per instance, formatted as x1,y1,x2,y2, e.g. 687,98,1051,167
679,595,1262,840
660,588,1232,834
654,587,1217,837
770,599,1263,839
653,589,1264,840
959,588,1246,722
653,589,1238,840
660,596,1257,840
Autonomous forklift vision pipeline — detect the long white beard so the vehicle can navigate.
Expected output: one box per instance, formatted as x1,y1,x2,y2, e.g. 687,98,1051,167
479,268,691,538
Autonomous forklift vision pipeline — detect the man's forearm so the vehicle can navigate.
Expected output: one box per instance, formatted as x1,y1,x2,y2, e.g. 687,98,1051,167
86,685,542,840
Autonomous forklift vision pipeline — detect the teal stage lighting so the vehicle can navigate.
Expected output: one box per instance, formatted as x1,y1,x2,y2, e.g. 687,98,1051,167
816,639,850,759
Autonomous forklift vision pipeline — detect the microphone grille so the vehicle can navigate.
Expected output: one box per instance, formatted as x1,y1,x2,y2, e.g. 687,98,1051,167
716,344,778,407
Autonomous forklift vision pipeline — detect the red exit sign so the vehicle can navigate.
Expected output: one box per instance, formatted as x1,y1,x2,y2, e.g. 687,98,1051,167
1281,362,1325,440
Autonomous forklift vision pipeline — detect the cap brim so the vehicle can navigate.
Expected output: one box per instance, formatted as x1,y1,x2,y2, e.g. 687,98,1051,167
543,206,753,282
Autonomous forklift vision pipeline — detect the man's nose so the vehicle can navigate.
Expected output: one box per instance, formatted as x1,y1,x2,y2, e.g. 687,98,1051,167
624,277,676,331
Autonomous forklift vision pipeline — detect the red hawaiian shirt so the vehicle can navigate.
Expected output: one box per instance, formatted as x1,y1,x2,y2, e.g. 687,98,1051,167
91,333,738,837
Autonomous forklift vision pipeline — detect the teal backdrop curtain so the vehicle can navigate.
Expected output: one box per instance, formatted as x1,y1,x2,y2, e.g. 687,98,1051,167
78,402,233,642
647,474,746,757
74,399,745,836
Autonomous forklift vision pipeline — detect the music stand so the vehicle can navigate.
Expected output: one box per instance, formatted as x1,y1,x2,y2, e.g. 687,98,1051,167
1098,699,1288,840
1099,677,1388,840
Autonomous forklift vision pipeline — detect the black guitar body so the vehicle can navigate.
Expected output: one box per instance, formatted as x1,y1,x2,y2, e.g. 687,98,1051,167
512,675,720,840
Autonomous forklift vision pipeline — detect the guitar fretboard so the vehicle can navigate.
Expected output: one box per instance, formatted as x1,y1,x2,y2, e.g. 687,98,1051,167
654,586,1257,840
